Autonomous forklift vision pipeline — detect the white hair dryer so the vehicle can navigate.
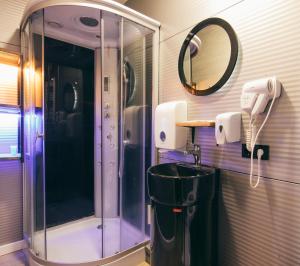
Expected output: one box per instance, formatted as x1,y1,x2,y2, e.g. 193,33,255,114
241,77,282,188
241,78,281,116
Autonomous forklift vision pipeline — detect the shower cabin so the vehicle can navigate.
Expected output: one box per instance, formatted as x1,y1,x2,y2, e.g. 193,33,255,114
20,1,159,265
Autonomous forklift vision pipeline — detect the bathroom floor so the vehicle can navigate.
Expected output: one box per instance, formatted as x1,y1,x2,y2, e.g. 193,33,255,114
0,251,149,266
33,216,147,264
0,250,28,266
34,217,119,263
0,217,148,265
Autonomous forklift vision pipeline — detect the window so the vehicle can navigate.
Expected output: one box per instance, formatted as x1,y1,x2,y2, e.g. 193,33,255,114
0,51,21,159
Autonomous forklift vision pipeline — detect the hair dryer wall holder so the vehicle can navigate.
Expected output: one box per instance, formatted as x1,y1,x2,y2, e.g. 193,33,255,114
242,144,269,160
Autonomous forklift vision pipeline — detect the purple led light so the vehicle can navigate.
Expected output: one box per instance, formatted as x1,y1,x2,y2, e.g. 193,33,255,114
0,112,20,155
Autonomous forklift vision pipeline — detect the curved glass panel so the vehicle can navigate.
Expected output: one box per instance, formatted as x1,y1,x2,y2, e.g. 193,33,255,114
22,3,156,264
120,17,153,252
22,9,46,259
101,10,121,258
43,5,100,263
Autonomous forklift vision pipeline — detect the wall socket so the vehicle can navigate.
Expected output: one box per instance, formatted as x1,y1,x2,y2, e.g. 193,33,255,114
242,144,269,160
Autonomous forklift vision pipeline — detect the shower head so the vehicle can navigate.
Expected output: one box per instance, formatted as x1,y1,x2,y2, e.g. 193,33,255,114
79,17,99,27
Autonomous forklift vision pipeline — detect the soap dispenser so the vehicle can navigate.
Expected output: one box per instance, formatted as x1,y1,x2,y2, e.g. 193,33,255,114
155,101,188,149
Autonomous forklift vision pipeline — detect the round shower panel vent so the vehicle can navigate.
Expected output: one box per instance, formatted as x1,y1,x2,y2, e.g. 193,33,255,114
73,16,100,33
80,16,99,27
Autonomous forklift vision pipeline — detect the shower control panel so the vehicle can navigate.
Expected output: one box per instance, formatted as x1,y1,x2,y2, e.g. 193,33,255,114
104,102,111,120
104,112,110,119
104,76,110,92
102,54,118,218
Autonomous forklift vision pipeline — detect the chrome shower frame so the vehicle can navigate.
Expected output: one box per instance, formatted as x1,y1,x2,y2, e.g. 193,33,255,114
20,1,160,265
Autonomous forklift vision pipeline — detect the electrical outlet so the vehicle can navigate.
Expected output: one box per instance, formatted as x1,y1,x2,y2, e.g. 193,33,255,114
242,144,269,160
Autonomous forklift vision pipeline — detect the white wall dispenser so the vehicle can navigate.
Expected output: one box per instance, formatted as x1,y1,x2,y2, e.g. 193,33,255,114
215,112,241,145
155,101,188,150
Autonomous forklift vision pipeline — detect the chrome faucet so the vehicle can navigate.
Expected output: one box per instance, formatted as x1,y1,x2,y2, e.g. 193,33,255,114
185,143,201,166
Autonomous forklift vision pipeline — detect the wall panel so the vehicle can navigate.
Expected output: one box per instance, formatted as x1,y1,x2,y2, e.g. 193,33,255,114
126,0,242,42
126,0,300,265
0,0,29,52
148,0,300,183
0,1,27,247
219,170,300,266
0,160,23,245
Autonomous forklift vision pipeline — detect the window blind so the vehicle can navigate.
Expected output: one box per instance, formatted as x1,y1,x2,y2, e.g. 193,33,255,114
0,51,20,158
0,64,19,105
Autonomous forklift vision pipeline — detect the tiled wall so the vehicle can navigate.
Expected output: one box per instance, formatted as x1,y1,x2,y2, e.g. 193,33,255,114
0,161,23,245
126,0,300,265
0,0,29,247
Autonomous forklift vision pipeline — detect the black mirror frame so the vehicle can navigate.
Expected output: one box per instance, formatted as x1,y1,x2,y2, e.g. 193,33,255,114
178,17,238,96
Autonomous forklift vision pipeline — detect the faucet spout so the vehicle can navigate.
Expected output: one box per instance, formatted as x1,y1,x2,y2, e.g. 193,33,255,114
185,143,201,166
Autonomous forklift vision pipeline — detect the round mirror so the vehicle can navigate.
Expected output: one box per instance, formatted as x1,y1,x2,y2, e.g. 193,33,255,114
63,81,79,112
178,17,238,96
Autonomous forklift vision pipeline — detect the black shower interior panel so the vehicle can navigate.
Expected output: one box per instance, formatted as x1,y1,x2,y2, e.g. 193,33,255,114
44,37,95,227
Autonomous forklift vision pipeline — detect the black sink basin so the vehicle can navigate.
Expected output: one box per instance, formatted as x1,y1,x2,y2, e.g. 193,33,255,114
147,163,215,206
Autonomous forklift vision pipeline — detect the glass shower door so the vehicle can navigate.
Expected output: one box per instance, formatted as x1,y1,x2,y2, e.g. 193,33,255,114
101,11,122,258
22,19,32,246
23,10,46,259
101,12,154,256
119,18,154,251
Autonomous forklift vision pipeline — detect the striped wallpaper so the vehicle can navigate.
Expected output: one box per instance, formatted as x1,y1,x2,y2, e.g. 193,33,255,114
0,0,29,52
0,160,23,246
0,0,27,246
126,0,300,265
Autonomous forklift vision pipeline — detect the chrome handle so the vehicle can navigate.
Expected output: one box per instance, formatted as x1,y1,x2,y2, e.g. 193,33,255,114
35,131,44,142
118,142,124,179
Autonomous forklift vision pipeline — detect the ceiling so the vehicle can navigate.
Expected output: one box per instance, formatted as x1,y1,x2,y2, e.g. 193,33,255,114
33,3,149,49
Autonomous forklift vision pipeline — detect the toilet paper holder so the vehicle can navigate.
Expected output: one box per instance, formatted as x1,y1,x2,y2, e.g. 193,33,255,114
215,112,241,145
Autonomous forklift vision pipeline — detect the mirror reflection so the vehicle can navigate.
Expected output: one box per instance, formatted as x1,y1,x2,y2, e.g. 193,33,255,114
184,25,231,91
178,17,238,96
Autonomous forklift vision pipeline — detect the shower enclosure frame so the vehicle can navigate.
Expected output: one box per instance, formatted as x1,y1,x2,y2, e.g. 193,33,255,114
20,1,160,265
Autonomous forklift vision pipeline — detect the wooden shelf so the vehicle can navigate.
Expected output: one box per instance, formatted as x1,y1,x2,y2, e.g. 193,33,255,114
176,120,215,127
0,153,21,160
